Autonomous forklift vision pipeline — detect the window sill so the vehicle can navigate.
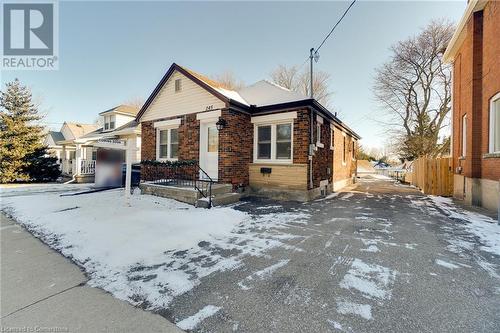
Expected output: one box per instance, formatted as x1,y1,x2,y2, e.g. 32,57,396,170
156,158,178,162
253,160,293,165
316,142,324,149
458,156,466,160
483,153,500,159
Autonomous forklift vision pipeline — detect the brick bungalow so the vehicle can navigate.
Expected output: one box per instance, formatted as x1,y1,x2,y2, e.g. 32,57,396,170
444,0,499,211
136,63,360,201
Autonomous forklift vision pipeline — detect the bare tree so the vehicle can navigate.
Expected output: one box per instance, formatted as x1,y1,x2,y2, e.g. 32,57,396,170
122,97,144,110
211,71,245,90
270,65,300,91
270,65,333,107
373,20,454,160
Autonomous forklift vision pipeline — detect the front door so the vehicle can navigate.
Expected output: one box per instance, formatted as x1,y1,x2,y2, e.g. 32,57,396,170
199,121,219,180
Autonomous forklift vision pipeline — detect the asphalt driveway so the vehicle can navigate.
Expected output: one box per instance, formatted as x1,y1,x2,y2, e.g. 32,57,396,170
165,177,500,332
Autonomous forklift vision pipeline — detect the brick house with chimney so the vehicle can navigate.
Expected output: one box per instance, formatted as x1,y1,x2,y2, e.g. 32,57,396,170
136,63,360,203
444,0,499,211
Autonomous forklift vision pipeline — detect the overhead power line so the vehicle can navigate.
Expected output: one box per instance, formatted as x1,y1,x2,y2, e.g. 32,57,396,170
314,0,357,53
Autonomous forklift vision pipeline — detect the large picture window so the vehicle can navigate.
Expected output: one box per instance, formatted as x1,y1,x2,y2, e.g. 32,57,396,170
255,122,293,162
157,127,179,160
489,93,500,153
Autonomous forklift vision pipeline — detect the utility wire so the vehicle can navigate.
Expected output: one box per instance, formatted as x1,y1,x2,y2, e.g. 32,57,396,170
314,0,357,53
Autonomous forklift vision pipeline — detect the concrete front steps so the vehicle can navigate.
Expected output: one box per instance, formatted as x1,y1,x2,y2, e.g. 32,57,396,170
139,182,241,208
196,184,241,208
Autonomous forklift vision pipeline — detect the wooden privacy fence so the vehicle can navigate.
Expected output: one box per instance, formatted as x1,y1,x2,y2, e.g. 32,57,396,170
405,157,453,196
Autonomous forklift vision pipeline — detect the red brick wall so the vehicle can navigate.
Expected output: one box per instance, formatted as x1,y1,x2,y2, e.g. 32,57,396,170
312,116,333,187
218,109,253,187
140,107,357,190
141,114,199,162
481,1,500,180
293,109,310,165
452,3,500,181
141,121,156,161
332,126,356,183
179,114,200,161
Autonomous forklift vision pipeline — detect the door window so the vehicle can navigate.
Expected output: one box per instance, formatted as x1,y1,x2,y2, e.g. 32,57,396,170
207,127,218,152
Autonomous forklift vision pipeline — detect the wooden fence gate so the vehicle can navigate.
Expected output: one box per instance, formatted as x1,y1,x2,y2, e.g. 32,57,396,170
406,157,453,196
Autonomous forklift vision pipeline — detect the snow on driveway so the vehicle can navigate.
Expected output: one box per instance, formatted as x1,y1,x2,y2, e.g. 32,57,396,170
1,189,308,310
408,194,500,278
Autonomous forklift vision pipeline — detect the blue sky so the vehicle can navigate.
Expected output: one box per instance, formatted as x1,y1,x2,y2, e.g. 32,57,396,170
1,1,466,148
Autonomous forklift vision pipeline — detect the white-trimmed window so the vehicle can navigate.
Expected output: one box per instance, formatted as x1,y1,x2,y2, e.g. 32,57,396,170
330,126,334,150
316,115,324,148
342,134,347,165
104,115,116,131
155,119,181,161
252,112,296,163
352,141,356,161
255,123,292,162
489,92,500,153
157,128,178,160
462,114,467,157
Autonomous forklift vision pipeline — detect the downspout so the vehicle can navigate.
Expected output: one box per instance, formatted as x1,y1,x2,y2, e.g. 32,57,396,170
309,107,314,190
309,48,315,190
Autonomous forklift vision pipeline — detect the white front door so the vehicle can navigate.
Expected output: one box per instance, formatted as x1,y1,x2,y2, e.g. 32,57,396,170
199,121,219,180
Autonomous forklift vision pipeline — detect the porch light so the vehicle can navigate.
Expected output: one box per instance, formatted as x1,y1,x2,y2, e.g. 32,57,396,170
216,118,227,131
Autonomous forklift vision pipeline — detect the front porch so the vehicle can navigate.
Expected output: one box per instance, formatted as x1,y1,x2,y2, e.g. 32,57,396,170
61,158,96,183
140,161,241,207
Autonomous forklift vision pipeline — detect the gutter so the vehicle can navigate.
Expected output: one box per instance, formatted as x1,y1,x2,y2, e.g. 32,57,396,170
443,0,487,63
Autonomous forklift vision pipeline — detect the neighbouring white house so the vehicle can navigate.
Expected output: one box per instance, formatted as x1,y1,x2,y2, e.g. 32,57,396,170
54,105,141,183
44,122,99,178
43,130,66,163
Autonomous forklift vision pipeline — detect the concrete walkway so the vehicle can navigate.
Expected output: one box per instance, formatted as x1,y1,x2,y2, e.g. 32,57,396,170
0,214,183,333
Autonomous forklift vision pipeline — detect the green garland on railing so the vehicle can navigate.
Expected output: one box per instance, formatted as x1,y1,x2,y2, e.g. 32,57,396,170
141,159,197,167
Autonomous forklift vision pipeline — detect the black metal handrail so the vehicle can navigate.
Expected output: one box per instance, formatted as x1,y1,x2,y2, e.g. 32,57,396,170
142,162,213,207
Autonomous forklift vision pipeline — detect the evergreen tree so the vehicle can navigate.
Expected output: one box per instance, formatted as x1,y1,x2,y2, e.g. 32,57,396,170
21,147,61,182
0,79,60,183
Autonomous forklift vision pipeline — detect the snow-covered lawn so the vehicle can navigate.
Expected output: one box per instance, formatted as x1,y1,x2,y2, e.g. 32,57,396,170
1,189,307,310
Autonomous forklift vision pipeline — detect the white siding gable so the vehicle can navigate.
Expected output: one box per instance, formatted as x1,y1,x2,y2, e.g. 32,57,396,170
61,124,75,140
43,135,55,146
141,70,226,122
100,113,135,132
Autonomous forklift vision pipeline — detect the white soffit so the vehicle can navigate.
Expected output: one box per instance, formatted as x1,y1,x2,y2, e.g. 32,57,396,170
251,111,298,124
154,118,181,128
